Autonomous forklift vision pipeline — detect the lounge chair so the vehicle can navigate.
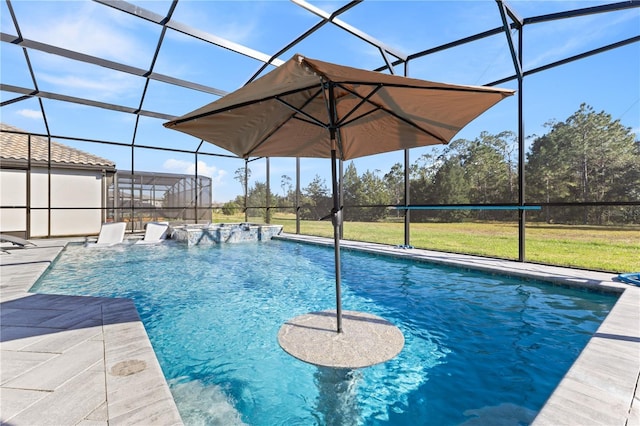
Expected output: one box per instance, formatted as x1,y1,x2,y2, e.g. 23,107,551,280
135,222,169,245
87,222,127,247
0,234,36,253
0,234,36,247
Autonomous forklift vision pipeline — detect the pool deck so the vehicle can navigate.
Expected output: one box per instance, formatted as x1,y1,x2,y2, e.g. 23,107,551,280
0,238,182,425
1,234,638,425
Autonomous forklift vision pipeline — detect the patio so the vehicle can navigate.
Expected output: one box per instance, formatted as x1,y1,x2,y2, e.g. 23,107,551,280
0,239,181,424
1,1,638,424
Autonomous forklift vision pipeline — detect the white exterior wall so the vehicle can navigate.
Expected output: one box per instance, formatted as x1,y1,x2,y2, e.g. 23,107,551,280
0,169,27,233
32,168,104,237
1,167,105,237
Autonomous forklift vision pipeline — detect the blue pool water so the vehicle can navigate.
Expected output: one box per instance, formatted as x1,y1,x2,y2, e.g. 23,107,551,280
31,240,617,425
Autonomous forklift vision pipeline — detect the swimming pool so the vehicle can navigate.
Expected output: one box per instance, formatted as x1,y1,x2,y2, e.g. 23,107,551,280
31,240,617,425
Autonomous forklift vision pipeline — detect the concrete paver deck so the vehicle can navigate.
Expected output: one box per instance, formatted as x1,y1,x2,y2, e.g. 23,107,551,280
0,239,182,425
1,234,638,425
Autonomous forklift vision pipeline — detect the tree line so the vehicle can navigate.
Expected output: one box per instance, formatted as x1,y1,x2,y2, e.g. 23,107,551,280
222,104,639,225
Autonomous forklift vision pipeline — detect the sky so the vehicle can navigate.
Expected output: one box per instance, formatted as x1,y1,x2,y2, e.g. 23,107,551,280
1,0,638,203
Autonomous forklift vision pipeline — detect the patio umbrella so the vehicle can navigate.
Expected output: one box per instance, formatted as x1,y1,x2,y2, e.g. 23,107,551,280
164,53,514,333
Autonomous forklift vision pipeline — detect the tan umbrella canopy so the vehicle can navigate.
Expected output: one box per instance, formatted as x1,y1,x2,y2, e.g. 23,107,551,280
165,54,514,161
165,54,514,335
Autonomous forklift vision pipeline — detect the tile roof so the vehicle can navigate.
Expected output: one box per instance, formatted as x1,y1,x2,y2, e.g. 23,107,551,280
0,124,116,169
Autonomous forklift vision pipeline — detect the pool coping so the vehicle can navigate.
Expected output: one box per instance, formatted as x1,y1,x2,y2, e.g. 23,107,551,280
1,234,638,425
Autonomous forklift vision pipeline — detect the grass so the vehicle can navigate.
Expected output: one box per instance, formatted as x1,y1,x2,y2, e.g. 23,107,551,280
212,211,639,273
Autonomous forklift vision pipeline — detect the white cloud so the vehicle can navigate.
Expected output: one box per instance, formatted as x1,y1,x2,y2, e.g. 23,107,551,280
524,10,638,70
22,2,148,65
15,3,149,101
17,109,42,119
172,2,263,46
163,159,227,183
163,159,235,202
37,72,139,98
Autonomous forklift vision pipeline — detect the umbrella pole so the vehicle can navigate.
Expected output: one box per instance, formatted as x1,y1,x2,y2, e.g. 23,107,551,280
331,146,343,333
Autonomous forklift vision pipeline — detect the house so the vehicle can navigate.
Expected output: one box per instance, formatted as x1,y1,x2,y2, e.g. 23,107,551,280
0,124,116,238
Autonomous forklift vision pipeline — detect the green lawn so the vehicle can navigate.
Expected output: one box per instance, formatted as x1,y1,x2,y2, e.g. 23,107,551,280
213,212,639,273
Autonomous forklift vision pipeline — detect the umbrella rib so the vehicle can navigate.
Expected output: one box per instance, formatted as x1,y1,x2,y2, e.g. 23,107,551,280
242,116,292,158
290,115,327,127
246,89,327,157
166,84,323,126
275,90,327,128
339,107,380,128
375,104,449,144
335,83,383,127
337,83,450,144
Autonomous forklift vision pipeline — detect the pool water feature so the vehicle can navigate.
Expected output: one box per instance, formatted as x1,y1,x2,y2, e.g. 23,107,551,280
170,223,283,245
31,240,617,425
